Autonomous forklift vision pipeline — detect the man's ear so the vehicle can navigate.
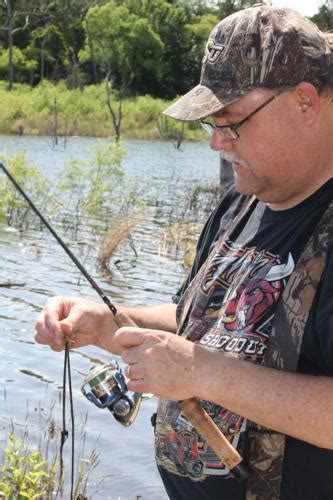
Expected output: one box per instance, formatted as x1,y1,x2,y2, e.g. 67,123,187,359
293,82,321,125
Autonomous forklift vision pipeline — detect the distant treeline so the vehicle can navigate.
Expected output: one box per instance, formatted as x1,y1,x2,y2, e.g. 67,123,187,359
0,0,329,98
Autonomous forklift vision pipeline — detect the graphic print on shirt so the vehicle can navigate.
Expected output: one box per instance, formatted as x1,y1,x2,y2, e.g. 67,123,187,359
155,240,294,480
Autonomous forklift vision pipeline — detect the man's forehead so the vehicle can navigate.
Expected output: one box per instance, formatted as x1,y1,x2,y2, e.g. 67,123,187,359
211,92,254,118
211,87,275,118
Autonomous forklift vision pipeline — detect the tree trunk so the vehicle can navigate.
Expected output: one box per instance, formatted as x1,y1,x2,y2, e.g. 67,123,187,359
7,1,14,91
40,36,46,82
105,70,122,142
86,19,98,84
220,155,233,186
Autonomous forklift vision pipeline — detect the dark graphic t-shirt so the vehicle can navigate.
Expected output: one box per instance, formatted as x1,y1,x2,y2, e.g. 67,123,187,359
156,180,333,500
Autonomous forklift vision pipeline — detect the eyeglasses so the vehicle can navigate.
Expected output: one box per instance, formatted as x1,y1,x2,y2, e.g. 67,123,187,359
200,93,278,140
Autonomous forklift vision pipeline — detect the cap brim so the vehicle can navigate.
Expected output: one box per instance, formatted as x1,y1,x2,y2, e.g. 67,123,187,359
163,84,226,121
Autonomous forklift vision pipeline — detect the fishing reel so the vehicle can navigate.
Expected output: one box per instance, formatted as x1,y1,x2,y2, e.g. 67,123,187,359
81,360,142,427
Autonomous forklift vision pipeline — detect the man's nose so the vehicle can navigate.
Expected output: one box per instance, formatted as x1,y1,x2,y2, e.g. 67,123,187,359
210,129,235,152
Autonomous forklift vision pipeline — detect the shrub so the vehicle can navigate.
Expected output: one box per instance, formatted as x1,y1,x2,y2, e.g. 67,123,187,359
0,432,56,499
0,152,54,228
0,80,205,140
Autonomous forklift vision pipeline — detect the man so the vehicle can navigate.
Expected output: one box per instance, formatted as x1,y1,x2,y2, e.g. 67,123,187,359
35,4,333,499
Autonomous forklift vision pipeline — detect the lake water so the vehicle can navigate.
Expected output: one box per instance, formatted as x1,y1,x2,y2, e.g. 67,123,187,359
0,135,220,499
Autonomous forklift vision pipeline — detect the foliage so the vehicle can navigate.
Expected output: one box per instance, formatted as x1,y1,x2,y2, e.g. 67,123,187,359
28,24,69,82
0,432,56,499
0,401,101,499
186,12,219,41
122,0,200,98
0,47,37,83
80,1,164,95
56,139,147,239
0,0,327,98
0,80,204,140
57,140,125,219
310,3,333,30
0,151,54,227
0,0,252,98
0,143,148,251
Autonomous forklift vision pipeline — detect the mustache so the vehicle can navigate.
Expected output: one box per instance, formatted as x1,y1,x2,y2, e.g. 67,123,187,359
220,150,251,169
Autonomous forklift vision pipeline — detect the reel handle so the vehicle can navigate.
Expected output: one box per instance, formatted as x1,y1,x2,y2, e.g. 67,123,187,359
180,398,251,480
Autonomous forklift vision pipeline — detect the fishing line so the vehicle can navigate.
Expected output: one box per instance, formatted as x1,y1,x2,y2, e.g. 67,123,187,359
0,162,119,496
60,342,75,499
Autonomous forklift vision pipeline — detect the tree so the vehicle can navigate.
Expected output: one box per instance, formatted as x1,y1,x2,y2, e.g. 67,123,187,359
0,0,87,88
28,24,67,83
0,0,32,90
186,12,219,76
80,2,164,95
0,46,37,83
122,0,200,97
310,2,333,30
215,0,239,19
41,0,90,87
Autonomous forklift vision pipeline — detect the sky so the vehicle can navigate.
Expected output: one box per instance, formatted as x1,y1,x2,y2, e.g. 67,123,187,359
270,0,326,17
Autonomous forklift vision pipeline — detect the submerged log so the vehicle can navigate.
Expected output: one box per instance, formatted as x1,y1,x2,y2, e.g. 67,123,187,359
0,282,26,288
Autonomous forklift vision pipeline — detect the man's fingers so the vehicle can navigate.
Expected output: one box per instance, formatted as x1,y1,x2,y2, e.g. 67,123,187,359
43,296,67,333
35,297,69,347
44,297,84,346
126,378,158,395
34,327,65,351
114,327,146,349
60,307,86,337
125,363,143,381
34,311,62,347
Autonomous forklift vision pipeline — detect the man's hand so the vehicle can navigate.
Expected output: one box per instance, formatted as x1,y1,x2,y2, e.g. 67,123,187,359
115,327,206,400
34,296,118,352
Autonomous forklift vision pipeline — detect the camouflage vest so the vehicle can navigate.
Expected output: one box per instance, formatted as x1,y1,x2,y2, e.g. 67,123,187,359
246,198,333,499
177,197,333,500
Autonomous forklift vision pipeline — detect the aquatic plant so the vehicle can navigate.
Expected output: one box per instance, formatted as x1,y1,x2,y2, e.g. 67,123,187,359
0,431,56,499
56,140,146,235
158,182,226,268
0,151,55,228
0,399,100,500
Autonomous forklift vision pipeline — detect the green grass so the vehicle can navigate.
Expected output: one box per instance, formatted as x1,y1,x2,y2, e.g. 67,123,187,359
0,80,205,140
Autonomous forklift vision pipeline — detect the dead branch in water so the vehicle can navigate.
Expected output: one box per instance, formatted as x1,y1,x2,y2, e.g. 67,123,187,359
0,282,26,288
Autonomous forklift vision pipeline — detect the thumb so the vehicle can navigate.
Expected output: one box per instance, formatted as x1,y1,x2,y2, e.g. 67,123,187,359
59,309,84,337
114,327,146,349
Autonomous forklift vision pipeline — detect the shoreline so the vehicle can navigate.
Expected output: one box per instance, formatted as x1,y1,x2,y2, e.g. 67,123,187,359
0,81,204,142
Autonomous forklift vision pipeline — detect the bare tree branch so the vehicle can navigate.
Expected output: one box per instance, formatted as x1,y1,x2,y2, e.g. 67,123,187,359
12,14,29,34
105,69,122,143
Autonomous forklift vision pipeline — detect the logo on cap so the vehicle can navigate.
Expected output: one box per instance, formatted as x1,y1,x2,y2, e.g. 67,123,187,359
203,39,225,64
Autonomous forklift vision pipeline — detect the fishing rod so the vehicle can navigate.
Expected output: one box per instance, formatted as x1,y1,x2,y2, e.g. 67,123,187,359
0,161,143,420
0,162,117,315
0,161,251,482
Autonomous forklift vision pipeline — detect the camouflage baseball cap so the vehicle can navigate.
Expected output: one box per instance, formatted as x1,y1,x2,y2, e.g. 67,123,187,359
163,3,332,121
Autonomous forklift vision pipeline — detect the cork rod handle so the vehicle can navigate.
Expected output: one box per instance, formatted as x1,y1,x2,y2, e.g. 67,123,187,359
179,398,251,480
